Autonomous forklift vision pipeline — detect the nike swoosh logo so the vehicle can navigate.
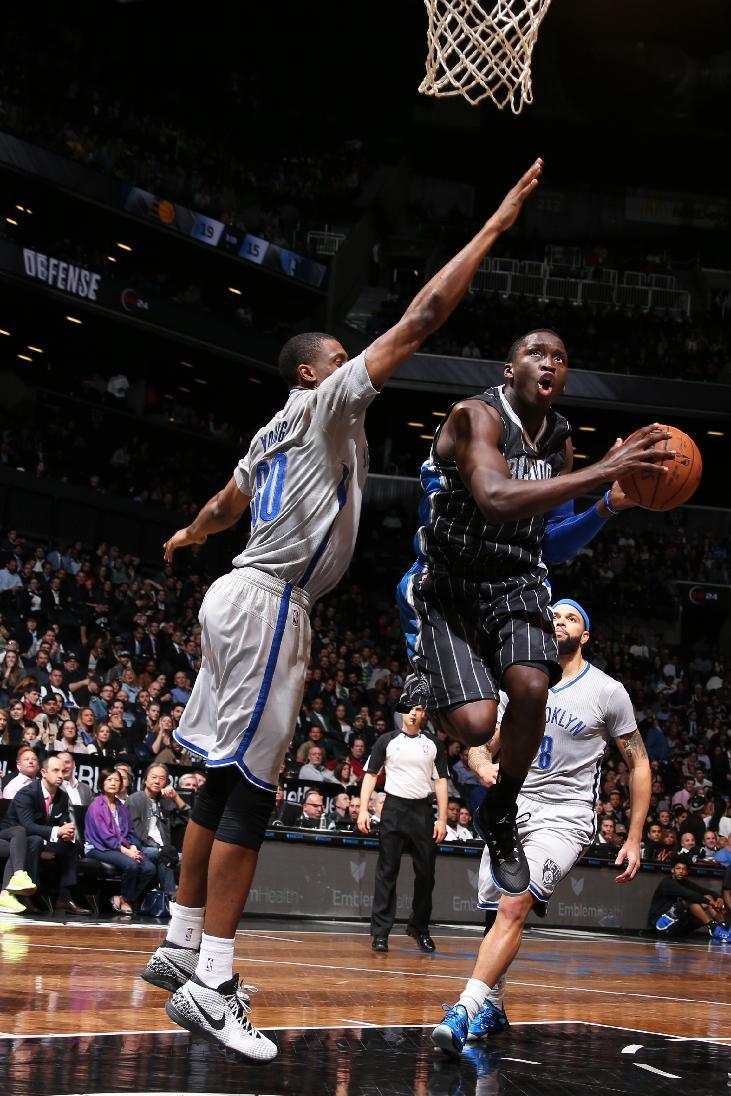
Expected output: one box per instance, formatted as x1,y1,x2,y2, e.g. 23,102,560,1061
195,998,227,1031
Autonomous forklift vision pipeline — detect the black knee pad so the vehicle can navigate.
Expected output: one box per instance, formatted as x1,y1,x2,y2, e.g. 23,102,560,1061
191,766,275,852
216,775,275,852
191,768,234,833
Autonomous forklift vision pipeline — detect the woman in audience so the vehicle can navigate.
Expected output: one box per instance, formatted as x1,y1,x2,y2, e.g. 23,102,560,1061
332,759,357,788
4,701,26,746
142,703,163,754
83,768,155,914
0,650,23,705
149,714,176,757
76,707,97,747
655,829,679,862
53,718,88,755
88,723,117,759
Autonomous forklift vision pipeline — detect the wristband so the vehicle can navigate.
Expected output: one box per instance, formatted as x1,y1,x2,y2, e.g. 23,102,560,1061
603,490,621,516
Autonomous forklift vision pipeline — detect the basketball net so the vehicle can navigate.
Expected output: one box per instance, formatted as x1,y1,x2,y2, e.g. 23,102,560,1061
419,0,553,114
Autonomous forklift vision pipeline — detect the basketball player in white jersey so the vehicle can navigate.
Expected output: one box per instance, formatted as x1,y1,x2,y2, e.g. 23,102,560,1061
432,598,651,1058
139,159,549,1061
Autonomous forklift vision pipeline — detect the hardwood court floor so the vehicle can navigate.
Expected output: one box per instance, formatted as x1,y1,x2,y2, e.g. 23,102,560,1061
0,917,728,1095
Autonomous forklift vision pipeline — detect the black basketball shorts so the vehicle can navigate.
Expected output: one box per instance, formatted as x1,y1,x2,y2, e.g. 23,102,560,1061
401,567,561,710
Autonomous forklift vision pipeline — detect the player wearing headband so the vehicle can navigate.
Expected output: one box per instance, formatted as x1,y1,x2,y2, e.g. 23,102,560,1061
431,597,651,1058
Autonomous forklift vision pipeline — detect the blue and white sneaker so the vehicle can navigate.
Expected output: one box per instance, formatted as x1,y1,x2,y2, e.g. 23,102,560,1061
467,999,510,1040
431,1003,469,1058
711,924,731,944
655,911,678,932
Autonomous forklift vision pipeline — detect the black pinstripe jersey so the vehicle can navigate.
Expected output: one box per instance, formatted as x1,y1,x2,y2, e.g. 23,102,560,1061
415,385,571,582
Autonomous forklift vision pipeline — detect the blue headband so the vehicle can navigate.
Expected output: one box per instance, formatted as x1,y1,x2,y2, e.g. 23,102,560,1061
552,598,590,632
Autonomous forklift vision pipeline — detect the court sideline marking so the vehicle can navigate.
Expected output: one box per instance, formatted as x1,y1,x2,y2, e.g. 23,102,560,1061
1,1019,728,1046
10,919,718,951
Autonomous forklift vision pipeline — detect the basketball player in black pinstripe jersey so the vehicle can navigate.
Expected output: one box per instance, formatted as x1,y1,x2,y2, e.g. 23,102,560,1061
398,332,671,895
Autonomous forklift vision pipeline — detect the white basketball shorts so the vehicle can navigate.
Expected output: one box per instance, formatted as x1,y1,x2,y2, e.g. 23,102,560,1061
478,793,596,911
175,567,311,792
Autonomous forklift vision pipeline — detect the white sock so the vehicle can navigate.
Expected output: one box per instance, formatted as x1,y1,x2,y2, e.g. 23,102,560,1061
195,932,235,988
165,902,205,950
458,978,490,1021
485,973,507,1009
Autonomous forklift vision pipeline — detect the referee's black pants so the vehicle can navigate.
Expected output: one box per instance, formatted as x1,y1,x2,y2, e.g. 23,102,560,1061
371,794,436,938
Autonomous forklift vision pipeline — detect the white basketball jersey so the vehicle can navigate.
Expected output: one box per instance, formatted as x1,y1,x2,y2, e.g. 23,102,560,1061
232,352,377,602
498,662,636,804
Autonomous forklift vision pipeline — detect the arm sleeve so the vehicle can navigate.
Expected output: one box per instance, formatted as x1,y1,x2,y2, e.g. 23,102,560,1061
315,352,378,422
433,739,449,779
365,734,389,775
541,500,609,565
606,683,639,740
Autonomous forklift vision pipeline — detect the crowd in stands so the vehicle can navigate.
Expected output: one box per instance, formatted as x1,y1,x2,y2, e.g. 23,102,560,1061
368,289,731,383
1,21,366,254
1,508,729,919
1,391,240,518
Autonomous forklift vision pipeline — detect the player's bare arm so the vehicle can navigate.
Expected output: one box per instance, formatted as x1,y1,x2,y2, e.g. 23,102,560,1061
357,772,379,833
613,728,652,884
364,160,543,389
163,476,251,562
445,403,673,523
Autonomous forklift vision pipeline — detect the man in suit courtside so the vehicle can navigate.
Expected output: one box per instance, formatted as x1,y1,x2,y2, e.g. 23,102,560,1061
5,754,89,913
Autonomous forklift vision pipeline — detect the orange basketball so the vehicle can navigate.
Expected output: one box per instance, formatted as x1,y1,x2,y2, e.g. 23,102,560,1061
619,425,702,511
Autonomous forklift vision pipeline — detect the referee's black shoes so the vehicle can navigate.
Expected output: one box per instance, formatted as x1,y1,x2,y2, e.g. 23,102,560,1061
406,926,436,952
475,800,530,897
371,936,389,952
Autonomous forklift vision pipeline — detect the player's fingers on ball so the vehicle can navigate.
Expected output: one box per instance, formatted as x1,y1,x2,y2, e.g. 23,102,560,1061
641,447,674,462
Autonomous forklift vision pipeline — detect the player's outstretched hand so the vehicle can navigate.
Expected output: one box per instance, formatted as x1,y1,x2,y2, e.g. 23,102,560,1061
357,810,371,835
614,839,641,884
597,425,673,484
488,159,543,234
163,527,207,562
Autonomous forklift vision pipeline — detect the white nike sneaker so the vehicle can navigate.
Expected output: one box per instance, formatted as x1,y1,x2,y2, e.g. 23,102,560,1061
166,973,277,1062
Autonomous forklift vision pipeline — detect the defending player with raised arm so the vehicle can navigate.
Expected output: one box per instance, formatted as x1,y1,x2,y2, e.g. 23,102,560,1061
431,599,652,1059
139,159,557,1064
398,330,669,898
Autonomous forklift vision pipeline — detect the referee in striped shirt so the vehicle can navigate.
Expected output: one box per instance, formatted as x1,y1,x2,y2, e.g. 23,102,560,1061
358,705,448,953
